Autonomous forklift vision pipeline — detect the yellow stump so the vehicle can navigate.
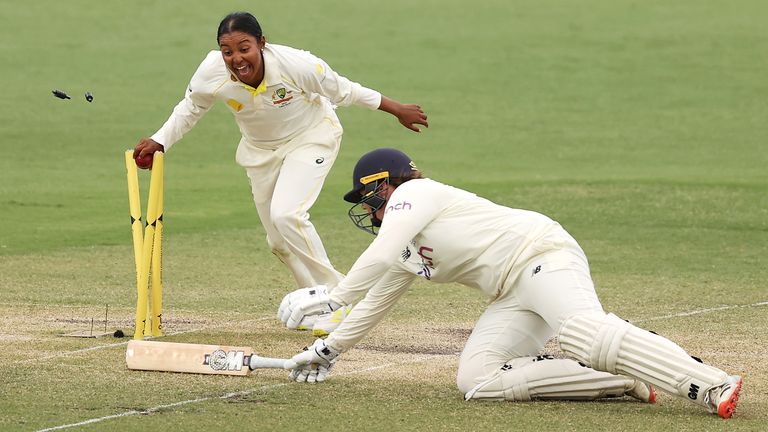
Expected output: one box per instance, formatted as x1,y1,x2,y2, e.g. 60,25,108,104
149,153,164,337
125,151,165,339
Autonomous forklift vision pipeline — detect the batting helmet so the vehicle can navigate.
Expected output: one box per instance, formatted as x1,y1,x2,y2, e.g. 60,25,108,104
343,148,418,203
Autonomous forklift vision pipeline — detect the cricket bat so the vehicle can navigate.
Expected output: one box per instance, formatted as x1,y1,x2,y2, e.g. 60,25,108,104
126,340,290,375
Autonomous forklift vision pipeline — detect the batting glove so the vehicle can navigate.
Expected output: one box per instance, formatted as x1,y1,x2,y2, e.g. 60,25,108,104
286,338,341,383
278,285,327,326
286,295,342,330
312,304,353,337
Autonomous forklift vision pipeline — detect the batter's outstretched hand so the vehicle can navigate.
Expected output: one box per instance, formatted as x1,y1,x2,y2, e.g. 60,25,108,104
286,338,340,383
133,138,164,160
379,96,429,132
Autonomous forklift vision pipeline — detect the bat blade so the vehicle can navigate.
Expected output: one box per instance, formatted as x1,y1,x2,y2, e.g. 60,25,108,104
126,340,288,375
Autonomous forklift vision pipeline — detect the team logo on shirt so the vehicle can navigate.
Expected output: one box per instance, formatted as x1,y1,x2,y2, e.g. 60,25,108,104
272,87,293,107
416,246,435,280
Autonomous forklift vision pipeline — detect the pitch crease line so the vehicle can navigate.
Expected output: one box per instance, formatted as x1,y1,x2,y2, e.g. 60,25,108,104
633,300,768,323
32,300,767,431
15,316,274,365
35,358,432,432
21,300,767,364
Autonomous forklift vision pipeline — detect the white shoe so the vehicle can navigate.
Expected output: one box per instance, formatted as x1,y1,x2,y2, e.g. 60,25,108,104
312,305,353,336
626,380,656,404
706,375,742,419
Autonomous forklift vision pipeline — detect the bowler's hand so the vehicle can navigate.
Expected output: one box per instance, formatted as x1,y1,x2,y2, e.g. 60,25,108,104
134,138,164,160
379,96,428,132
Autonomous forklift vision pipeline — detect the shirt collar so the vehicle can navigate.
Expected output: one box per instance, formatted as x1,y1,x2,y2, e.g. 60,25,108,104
238,43,278,96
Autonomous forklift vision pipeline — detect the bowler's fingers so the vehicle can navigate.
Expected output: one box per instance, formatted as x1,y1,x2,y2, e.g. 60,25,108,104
134,138,163,159
403,105,428,132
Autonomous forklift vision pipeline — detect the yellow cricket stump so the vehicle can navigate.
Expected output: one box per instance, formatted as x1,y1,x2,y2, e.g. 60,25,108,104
150,155,164,337
125,151,165,339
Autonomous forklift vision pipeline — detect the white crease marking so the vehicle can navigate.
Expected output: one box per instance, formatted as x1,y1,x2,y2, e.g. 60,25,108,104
36,359,429,432
33,300,767,431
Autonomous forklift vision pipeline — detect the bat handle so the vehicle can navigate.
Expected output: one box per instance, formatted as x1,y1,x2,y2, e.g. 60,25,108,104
249,355,291,370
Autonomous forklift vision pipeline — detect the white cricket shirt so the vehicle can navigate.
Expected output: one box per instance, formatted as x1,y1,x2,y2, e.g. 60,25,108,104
151,43,381,161
326,179,575,351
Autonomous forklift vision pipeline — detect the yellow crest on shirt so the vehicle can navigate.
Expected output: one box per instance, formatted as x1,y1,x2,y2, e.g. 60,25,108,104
315,63,324,75
227,99,244,112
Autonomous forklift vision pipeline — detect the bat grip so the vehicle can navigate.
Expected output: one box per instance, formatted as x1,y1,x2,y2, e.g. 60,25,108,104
250,355,291,370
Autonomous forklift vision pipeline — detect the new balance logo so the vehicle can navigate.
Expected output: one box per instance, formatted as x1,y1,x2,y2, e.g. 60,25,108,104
401,247,411,261
532,265,542,277
688,383,700,400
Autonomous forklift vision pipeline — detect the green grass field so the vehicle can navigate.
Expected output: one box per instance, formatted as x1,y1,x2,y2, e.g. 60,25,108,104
1,0,766,430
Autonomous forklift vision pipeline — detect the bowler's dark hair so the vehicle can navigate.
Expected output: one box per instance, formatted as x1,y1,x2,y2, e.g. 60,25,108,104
217,12,263,43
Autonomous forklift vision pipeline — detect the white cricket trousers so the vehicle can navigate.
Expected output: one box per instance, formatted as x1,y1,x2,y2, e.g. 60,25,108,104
240,118,346,289
457,232,604,393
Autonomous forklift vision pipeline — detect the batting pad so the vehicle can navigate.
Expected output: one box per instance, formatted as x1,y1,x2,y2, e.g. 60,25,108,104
557,313,728,407
464,356,640,401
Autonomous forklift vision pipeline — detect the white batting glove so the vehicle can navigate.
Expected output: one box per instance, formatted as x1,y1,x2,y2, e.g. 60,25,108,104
286,295,342,330
278,285,327,325
286,338,341,383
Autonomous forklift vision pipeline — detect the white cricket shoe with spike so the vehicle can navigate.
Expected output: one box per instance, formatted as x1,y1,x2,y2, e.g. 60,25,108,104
626,380,657,404
706,375,742,419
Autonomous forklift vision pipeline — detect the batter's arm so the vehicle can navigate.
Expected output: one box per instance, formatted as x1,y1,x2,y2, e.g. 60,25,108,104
325,267,416,352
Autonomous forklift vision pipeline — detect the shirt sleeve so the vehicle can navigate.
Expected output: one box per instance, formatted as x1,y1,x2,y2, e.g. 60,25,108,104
150,55,217,149
325,267,416,352
328,181,440,306
288,50,381,110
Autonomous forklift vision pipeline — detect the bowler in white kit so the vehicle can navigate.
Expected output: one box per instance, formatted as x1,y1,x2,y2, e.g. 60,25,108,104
133,13,428,319
283,148,742,419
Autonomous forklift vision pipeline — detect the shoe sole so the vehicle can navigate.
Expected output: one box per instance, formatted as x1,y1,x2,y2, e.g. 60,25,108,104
717,377,742,419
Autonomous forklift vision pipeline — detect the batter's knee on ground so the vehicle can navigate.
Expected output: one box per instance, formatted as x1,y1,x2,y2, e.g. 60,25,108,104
456,368,485,396
456,351,507,395
557,312,728,407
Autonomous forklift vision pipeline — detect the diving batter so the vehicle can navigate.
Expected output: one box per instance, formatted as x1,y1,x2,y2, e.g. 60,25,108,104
284,148,742,419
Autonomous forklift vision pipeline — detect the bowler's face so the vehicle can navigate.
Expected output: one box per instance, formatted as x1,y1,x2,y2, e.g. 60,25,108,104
219,31,265,87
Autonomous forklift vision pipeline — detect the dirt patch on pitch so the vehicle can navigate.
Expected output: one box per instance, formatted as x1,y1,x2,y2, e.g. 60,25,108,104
356,343,459,356
354,324,472,356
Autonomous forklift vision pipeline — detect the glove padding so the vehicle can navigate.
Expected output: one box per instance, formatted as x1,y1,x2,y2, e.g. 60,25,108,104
289,363,334,383
278,285,328,327
311,304,353,337
286,338,341,383
286,295,342,330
